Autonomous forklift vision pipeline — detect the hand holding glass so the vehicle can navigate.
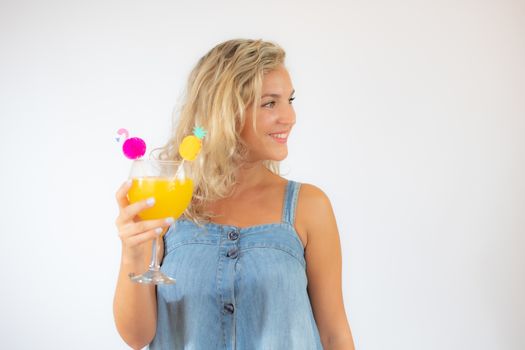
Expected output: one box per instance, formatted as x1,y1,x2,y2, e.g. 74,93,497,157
126,159,193,284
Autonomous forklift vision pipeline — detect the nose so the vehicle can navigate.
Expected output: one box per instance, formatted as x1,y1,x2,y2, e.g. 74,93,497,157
278,103,296,126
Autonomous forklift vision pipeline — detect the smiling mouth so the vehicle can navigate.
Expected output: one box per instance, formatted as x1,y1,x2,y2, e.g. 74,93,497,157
268,132,289,143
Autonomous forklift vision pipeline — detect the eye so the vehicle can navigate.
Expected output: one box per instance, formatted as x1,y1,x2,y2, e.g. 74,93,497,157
262,101,275,108
289,97,295,104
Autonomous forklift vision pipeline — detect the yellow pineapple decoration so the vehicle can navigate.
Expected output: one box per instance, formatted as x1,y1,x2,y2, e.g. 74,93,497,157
179,126,207,161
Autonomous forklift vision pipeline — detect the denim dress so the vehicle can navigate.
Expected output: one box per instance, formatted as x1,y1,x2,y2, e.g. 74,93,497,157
149,180,323,350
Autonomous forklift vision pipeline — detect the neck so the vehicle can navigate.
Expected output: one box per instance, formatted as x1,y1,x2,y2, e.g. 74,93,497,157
232,161,271,194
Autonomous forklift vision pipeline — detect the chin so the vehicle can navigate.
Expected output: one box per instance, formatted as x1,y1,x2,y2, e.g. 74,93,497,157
268,150,288,162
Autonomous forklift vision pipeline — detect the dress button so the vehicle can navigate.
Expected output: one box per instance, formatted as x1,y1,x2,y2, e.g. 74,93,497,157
226,248,238,259
224,303,235,314
228,230,239,240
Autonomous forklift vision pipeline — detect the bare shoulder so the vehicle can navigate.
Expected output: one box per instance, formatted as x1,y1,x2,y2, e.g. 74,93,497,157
295,183,336,247
298,183,332,208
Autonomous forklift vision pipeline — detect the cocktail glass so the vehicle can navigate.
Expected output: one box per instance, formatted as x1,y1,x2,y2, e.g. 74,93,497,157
126,159,193,284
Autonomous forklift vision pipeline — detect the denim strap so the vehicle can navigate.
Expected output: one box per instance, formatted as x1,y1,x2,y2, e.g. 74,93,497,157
282,180,301,225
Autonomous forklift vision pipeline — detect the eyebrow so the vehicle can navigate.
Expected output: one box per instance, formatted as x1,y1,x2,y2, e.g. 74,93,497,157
261,89,295,98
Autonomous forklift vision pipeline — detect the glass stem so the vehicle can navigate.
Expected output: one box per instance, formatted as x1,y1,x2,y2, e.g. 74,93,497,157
148,237,161,271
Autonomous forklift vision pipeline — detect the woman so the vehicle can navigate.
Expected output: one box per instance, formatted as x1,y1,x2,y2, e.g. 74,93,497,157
113,39,355,350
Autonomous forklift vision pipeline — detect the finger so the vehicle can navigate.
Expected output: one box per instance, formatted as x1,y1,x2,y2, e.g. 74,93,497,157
126,227,166,247
115,180,133,209
119,197,157,223
119,217,174,238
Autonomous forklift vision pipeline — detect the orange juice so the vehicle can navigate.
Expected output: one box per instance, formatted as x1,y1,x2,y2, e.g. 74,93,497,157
127,177,194,221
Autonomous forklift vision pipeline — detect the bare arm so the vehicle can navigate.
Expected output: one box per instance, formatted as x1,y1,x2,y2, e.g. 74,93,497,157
297,184,356,350
112,181,172,349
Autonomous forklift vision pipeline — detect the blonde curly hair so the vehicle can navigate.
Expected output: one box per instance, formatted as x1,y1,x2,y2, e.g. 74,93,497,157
151,39,286,224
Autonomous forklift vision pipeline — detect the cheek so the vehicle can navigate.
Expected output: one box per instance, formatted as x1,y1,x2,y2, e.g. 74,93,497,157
256,111,277,133
241,125,263,149
242,110,277,146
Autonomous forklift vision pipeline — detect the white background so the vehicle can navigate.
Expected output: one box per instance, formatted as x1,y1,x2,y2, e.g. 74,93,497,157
1,0,524,349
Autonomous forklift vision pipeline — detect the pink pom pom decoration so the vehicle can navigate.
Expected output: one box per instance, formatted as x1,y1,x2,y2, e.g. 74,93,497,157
116,128,147,159
123,137,146,159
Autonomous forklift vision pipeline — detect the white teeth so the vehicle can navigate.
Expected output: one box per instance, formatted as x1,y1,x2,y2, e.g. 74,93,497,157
270,133,287,139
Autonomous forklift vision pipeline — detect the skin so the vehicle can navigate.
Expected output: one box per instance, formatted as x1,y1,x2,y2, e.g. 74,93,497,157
113,64,355,350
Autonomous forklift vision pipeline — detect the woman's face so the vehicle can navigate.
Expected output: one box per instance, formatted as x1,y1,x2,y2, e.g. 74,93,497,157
241,64,296,162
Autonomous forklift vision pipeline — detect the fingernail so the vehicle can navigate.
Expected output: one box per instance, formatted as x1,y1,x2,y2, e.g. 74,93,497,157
146,197,155,206
165,217,175,225
155,227,163,235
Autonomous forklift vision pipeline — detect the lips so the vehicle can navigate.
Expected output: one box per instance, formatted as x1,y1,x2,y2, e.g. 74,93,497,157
268,131,289,144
